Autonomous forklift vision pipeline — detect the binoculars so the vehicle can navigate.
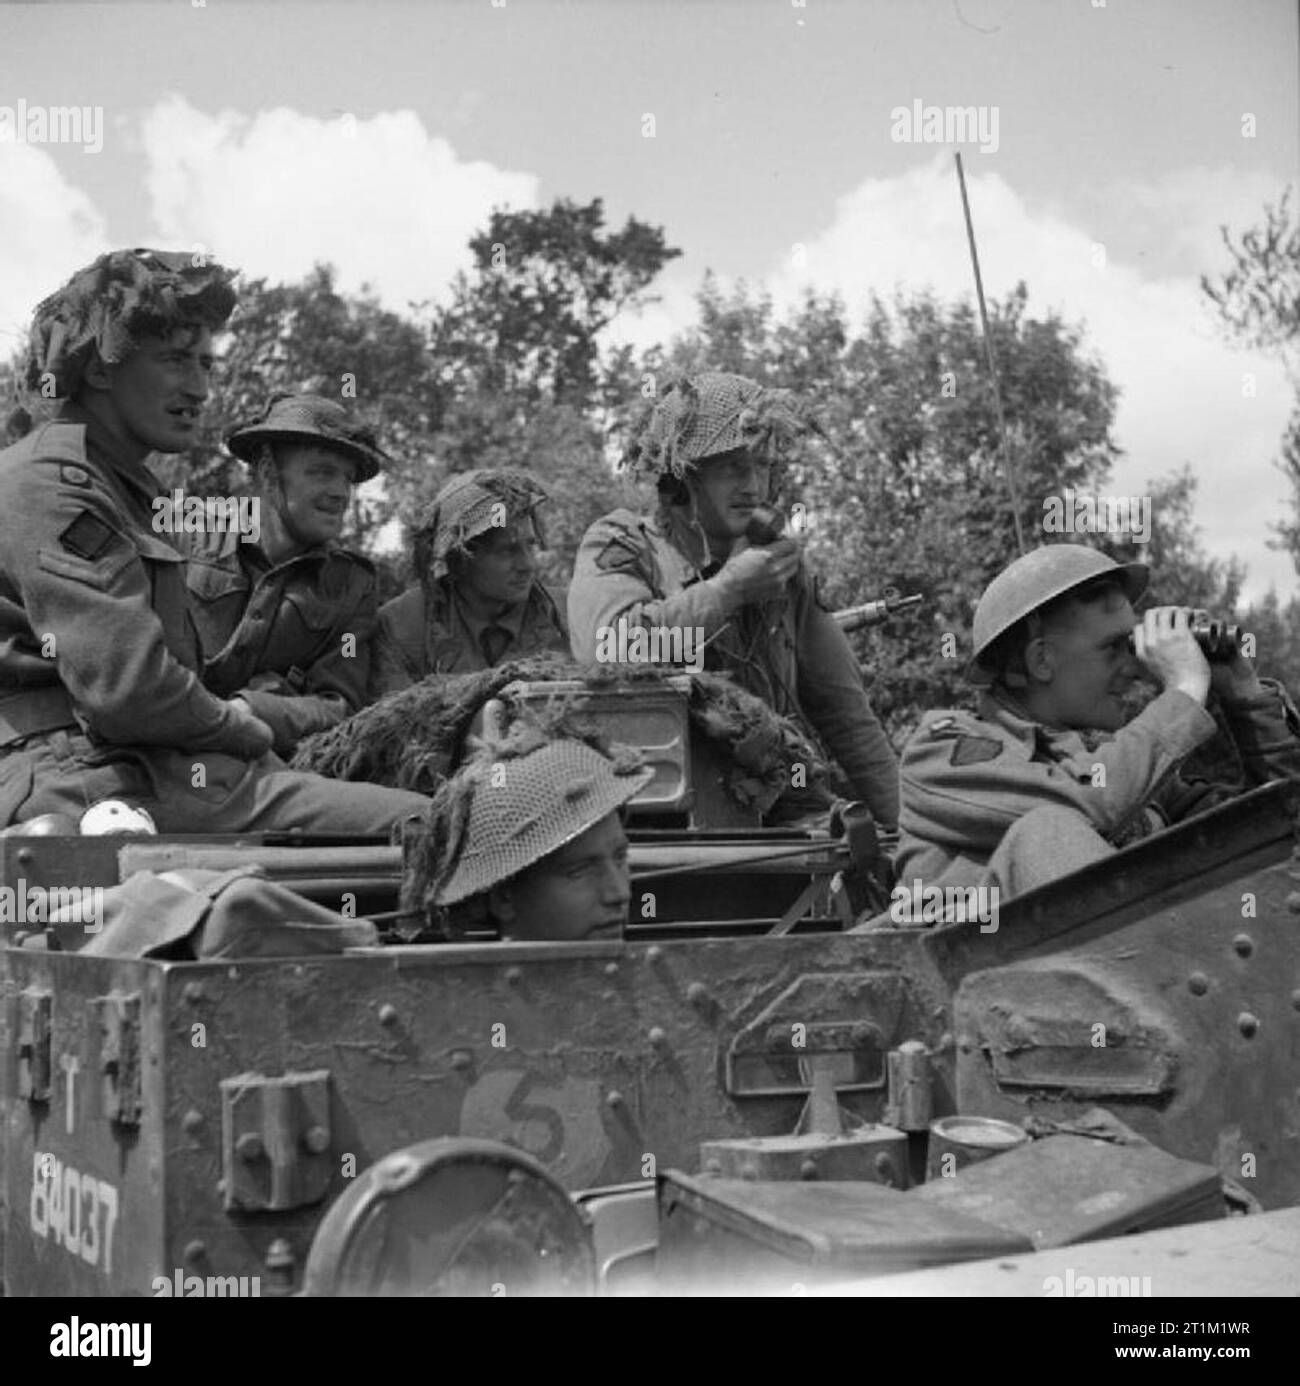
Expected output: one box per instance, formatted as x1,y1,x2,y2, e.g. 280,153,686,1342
1127,611,1243,663
1189,611,1243,661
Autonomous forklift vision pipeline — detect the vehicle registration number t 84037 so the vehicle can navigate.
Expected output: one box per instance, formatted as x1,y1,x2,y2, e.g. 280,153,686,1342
29,1151,120,1276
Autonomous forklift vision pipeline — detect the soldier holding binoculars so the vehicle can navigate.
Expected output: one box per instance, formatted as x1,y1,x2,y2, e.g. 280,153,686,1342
889,544,1300,906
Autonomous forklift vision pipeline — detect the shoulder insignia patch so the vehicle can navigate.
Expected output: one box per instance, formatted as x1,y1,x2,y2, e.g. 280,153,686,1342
950,734,1003,767
59,464,92,489
58,511,116,561
594,534,646,575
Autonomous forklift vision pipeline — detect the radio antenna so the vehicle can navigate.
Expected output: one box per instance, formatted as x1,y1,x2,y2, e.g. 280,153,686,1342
955,152,1026,555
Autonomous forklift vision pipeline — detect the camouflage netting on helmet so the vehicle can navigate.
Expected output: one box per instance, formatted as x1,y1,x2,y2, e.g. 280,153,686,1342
399,709,647,940
291,654,829,814
621,372,824,491
24,249,238,399
413,469,551,583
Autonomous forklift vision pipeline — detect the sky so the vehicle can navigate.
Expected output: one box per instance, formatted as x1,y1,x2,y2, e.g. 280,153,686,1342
1,0,1297,599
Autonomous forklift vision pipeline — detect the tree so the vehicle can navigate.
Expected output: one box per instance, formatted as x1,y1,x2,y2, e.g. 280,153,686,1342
617,278,1123,739
1113,466,1243,613
1202,188,1300,581
429,198,680,410
1201,188,1300,371
408,198,680,588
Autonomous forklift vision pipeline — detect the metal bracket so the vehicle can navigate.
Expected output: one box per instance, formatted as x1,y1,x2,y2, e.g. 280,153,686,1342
95,991,142,1127
726,972,908,1097
17,988,52,1103
220,1070,332,1213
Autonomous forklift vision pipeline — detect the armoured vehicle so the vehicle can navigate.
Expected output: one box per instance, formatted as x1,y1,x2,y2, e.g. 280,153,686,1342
2,672,1299,1296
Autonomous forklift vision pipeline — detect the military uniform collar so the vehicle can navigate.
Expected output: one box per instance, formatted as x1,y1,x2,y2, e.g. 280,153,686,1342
447,584,529,642
978,685,1103,759
658,501,725,572
250,537,350,573
977,687,1053,757
55,401,165,502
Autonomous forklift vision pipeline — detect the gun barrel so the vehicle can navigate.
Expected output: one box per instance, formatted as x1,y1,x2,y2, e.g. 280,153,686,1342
833,593,923,631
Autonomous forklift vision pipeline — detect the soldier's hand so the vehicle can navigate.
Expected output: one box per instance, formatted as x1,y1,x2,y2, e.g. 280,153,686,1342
223,698,275,757
1133,606,1211,705
714,538,802,607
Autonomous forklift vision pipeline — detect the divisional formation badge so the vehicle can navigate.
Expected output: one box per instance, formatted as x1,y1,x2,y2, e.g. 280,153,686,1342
594,534,646,576
950,733,1003,767
58,511,116,561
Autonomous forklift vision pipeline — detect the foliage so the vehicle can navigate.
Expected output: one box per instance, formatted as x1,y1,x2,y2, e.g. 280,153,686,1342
617,278,1125,739
7,193,1293,738
1202,188,1300,583
1201,188,1300,368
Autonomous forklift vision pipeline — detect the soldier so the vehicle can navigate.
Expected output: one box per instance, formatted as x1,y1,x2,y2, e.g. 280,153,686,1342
893,545,1300,902
568,371,899,827
0,249,427,835
182,394,386,756
412,723,653,942
371,468,569,698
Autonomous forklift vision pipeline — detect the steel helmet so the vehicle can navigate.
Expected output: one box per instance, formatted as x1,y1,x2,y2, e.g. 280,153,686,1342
226,394,389,482
968,544,1148,686
621,372,821,496
426,736,653,907
414,469,551,583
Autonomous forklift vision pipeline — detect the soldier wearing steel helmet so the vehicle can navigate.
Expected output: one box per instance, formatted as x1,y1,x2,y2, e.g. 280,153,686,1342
0,249,427,834
406,720,653,943
178,394,388,756
567,372,899,828
892,544,1300,901
371,468,568,698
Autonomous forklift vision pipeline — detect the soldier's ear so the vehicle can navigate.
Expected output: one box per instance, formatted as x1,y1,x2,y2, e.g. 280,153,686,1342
1022,635,1056,685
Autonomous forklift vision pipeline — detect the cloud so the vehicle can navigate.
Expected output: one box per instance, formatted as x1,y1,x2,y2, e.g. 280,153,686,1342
140,95,538,313
767,157,1297,602
0,143,108,355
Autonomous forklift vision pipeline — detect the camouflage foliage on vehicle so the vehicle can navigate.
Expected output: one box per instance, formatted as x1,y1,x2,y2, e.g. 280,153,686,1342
291,655,829,810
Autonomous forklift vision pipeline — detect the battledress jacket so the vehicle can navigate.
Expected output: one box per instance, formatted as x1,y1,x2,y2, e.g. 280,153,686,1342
370,580,569,699
0,405,428,836
0,408,272,811
896,680,1300,890
181,528,377,755
567,505,900,828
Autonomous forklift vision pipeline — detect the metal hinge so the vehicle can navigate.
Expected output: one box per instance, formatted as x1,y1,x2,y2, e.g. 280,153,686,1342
220,1070,332,1213
17,988,52,1103
95,991,142,1127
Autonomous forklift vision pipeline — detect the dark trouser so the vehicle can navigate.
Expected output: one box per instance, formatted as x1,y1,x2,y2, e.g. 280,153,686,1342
0,732,428,836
